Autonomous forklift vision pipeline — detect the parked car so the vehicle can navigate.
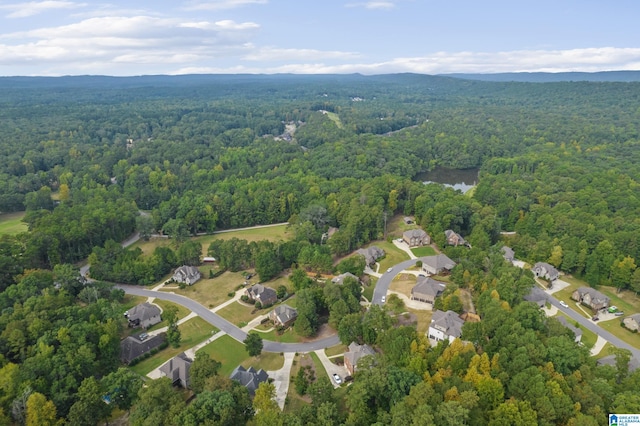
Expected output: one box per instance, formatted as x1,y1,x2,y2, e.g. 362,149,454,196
592,316,599,322
608,306,618,313
138,332,149,341
332,374,342,385
381,296,386,303
387,267,393,273
559,301,568,308
615,311,625,316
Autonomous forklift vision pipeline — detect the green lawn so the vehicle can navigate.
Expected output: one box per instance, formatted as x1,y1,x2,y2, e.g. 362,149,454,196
196,334,250,376
253,327,302,343
553,311,597,349
215,301,262,327
130,316,217,376
599,319,640,349
366,241,410,270
411,246,437,257
241,351,284,371
324,344,349,357
161,270,247,309
362,279,375,302
0,212,27,235
325,111,344,129
146,300,191,332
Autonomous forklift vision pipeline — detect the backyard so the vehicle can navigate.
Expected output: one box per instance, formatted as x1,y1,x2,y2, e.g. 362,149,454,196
0,211,27,235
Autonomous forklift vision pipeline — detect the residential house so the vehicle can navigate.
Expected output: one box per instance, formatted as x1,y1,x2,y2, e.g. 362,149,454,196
331,272,360,285
445,230,466,246
173,265,201,285
623,314,640,331
230,365,269,396
344,342,376,376
523,287,548,308
356,246,385,266
245,284,278,307
501,246,515,263
125,302,162,329
556,316,583,343
571,287,610,311
411,277,446,304
532,262,559,282
597,355,640,372
421,254,456,275
403,217,414,224
270,304,298,327
428,310,465,343
403,229,431,247
159,352,193,388
120,333,166,364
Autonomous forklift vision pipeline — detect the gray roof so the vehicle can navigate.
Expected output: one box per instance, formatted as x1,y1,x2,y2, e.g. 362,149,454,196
331,272,359,285
430,310,464,339
247,284,277,303
403,229,428,240
159,352,193,388
626,313,640,323
230,365,269,395
120,333,166,364
271,304,297,325
501,246,515,261
532,262,559,281
574,287,610,306
344,342,375,370
412,277,446,299
422,254,456,272
523,286,548,307
356,246,385,265
556,316,583,339
445,229,466,245
597,355,640,372
127,302,161,323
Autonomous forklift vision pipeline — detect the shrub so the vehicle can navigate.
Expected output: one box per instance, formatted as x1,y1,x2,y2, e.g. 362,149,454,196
255,301,262,309
227,291,235,297
241,295,250,302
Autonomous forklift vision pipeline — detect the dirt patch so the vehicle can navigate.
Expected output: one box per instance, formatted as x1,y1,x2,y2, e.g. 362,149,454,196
303,323,336,342
396,311,418,327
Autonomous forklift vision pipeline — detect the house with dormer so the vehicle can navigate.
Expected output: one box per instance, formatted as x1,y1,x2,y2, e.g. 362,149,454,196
428,310,465,343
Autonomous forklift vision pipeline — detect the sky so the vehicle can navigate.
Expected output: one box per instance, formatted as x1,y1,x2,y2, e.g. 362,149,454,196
0,0,639,76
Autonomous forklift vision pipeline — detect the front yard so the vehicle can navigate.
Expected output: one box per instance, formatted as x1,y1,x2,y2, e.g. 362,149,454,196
160,270,248,308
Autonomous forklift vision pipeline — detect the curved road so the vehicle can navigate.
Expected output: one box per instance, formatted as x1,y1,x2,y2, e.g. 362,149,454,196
372,258,425,305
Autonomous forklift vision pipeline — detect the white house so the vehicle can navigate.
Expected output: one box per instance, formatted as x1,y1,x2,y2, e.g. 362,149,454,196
428,310,464,343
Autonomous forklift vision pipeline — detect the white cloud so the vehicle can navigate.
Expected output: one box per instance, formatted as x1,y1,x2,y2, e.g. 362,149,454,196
215,20,260,30
0,1,85,18
243,46,359,61
345,1,396,10
184,0,267,11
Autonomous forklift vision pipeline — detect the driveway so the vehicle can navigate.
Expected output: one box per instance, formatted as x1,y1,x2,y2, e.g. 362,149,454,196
314,350,348,388
268,352,295,409
392,239,417,259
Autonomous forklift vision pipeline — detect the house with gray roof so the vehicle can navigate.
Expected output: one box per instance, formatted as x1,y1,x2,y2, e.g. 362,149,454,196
173,265,201,285
403,229,430,247
344,342,376,376
571,287,610,311
125,302,162,329
230,365,269,396
245,284,278,307
411,277,446,304
501,246,515,263
159,352,193,388
445,230,466,247
270,304,298,327
356,246,385,266
556,316,583,343
597,355,640,372
120,332,166,364
421,254,456,275
532,262,559,282
523,286,548,308
428,310,464,343
623,313,640,331
331,272,360,285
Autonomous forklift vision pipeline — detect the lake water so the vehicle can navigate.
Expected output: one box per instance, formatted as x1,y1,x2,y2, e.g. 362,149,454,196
414,167,479,194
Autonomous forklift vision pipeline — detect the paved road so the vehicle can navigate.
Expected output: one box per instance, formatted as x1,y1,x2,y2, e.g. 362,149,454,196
372,258,425,305
116,285,339,353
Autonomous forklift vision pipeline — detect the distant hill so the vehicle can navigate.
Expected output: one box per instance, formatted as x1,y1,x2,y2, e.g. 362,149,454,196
440,71,640,82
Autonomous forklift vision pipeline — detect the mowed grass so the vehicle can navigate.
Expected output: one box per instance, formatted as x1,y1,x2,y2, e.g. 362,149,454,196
599,319,640,349
146,300,191,332
366,240,410,271
406,308,433,335
0,212,27,235
325,111,344,129
197,334,250,376
411,246,437,257
130,316,217,376
386,214,418,237
552,311,598,349
253,327,302,344
324,344,349,357
216,301,261,327
389,275,416,297
161,271,246,309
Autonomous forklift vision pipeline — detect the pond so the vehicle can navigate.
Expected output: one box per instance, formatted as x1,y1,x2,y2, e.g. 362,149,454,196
413,167,479,194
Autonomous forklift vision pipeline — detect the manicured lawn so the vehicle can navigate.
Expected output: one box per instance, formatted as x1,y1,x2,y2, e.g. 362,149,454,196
599,319,640,349
196,334,250,376
0,212,27,235
594,342,615,360
362,279,375,302
130,316,217,376
161,271,247,309
215,301,261,327
253,327,302,344
195,224,292,256
309,352,327,377
411,246,437,257
386,214,418,238
366,241,410,270
324,344,349,357
389,275,416,297
146,300,191,332
553,311,597,349
241,351,284,371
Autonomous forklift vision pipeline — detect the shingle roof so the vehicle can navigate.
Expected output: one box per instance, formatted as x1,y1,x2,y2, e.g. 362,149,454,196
230,365,269,395
412,277,446,299
557,316,583,339
356,246,385,265
331,272,359,285
501,246,515,261
120,333,166,364
344,342,375,370
127,302,161,323
430,310,464,339
422,254,456,272
159,352,193,388
271,304,297,325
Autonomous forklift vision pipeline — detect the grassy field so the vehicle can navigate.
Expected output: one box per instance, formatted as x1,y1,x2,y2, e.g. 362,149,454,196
130,316,217,376
196,334,250,376
362,279,375,302
386,215,418,238
389,274,417,296
0,212,27,235
146,300,191,332
252,327,302,343
324,344,349,357
215,301,261,327
411,246,437,257
406,308,433,335
366,241,411,271
599,319,640,349
161,271,247,309
241,351,284,371
325,111,344,129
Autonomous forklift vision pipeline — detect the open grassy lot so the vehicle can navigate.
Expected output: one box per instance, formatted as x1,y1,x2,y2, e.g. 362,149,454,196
599,319,640,349
325,111,344,129
406,308,433,335
146,299,191,332
130,316,217,376
325,344,349,357
0,212,27,235
160,270,246,309
196,334,250,376
389,274,417,296
215,301,261,327
365,240,410,271
552,311,598,349
386,215,418,238
253,327,302,343
411,246,437,257
241,351,284,371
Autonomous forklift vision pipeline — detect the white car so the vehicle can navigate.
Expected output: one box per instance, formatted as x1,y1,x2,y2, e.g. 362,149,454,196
332,374,342,385
387,267,393,273
559,301,568,308
381,296,386,303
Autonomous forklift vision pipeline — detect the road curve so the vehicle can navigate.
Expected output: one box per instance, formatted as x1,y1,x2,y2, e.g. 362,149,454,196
372,258,425,305
116,285,339,353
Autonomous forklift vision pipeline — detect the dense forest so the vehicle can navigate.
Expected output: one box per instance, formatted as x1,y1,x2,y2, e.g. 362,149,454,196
0,73,639,425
